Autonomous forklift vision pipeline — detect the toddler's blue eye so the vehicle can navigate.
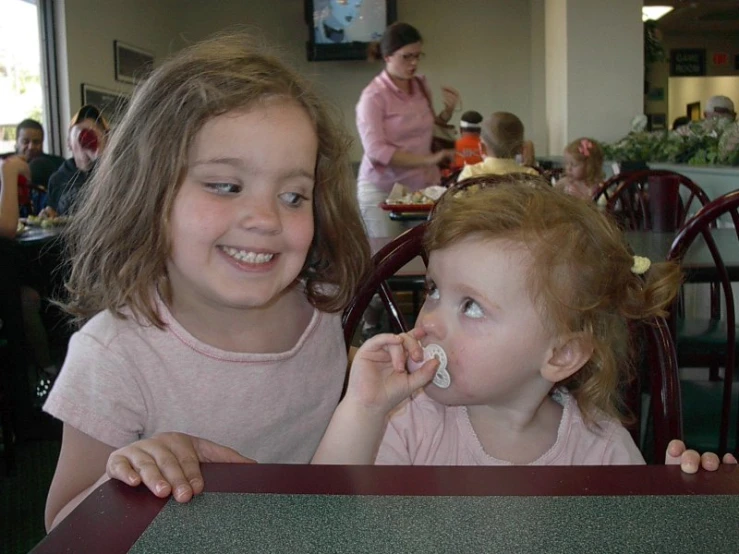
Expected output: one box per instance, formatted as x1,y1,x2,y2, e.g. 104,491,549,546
461,299,483,318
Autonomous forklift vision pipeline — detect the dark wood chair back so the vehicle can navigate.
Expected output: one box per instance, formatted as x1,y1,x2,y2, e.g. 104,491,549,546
667,189,739,455
592,170,711,231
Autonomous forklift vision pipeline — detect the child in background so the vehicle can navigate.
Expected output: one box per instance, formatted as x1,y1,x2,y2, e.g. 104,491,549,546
555,137,605,200
41,104,110,218
451,110,483,171
43,32,370,529
313,176,735,470
457,112,539,181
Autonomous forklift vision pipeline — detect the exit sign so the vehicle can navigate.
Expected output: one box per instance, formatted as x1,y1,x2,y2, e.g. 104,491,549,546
713,52,728,65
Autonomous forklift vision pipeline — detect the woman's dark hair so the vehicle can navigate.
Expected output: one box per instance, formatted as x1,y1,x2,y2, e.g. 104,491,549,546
367,22,422,61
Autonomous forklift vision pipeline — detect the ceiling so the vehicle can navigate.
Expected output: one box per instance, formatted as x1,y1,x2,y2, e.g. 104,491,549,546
644,1,739,33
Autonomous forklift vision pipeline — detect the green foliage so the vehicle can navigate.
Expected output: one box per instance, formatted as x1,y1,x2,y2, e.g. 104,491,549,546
603,119,739,167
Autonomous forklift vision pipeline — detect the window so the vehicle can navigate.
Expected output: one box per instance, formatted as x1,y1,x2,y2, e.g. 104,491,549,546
0,0,61,155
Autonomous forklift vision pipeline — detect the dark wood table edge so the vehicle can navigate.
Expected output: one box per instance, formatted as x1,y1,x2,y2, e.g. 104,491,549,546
29,464,739,553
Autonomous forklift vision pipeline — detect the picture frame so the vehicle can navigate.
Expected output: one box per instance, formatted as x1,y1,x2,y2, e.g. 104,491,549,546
114,40,154,84
649,113,666,131
80,83,130,126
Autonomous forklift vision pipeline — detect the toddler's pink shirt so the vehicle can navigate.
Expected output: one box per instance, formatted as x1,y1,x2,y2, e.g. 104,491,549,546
43,298,345,462
356,71,440,193
376,390,645,466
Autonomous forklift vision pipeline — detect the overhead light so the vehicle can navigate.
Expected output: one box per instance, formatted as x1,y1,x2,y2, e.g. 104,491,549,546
642,6,674,21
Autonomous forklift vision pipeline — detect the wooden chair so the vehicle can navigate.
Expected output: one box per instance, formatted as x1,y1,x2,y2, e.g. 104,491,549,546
667,189,739,456
592,170,711,231
342,214,683,464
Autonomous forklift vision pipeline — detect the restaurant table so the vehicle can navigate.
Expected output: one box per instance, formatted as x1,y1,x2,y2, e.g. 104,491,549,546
30,463,739,553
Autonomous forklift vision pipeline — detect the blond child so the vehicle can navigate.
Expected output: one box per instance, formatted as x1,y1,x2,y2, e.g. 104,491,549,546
314,176,736,471
43,32,370,529
555,137,605,200
457,112,539,181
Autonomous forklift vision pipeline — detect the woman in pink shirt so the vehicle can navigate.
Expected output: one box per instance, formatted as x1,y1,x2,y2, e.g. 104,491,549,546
356,22,460,238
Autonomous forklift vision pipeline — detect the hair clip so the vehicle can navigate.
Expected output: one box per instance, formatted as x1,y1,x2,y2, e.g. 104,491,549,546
578,139,593,157
631,255,651,275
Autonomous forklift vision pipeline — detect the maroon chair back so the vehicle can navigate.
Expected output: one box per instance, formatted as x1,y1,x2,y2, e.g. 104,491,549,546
592,170,711,231
342,224,428,346
667,189,739,455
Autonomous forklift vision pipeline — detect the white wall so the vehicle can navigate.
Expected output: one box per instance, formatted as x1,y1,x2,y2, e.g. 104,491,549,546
545,0,568,154
565,0,643,147
57,0,182,152
59,0,536,161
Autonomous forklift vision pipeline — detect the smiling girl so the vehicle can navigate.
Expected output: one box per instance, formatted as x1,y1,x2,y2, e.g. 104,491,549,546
43,32,370,530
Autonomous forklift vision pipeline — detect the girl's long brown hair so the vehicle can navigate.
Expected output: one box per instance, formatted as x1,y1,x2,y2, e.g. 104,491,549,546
61,32,370,328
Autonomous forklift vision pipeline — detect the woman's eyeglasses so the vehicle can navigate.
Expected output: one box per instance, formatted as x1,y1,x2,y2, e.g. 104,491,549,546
400,52,425,62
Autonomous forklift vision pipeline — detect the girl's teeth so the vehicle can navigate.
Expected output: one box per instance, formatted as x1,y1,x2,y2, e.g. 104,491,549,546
222,247,274,263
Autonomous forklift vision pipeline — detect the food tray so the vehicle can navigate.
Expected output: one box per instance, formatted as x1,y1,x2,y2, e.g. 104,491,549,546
379,202,434,213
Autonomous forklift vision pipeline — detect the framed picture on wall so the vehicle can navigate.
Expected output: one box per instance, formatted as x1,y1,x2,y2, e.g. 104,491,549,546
114,40,154,84
80,83,130,126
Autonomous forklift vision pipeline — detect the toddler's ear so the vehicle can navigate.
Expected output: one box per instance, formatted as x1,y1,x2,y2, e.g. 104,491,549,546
542,333,593,383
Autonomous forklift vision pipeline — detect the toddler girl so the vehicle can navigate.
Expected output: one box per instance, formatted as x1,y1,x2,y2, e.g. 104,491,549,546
43,32,370,529
314,176,733,470
556,137,605,200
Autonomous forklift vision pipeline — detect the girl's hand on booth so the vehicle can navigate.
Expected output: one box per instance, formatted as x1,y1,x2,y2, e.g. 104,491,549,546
665,439,738,474
106,432,255,502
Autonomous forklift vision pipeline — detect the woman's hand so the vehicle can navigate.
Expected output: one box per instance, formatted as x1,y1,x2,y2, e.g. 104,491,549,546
344,330,438,415
106,432,255,502
440,86,461,116
665,439,738,473
431,149,456,166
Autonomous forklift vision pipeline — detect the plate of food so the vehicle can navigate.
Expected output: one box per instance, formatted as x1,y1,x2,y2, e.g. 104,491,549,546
380,184,445,213
23,215,71,228
379,201,434,213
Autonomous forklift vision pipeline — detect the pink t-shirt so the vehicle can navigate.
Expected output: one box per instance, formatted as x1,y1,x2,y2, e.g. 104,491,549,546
356,71,440,193
376,389,645,466
43,298,346,463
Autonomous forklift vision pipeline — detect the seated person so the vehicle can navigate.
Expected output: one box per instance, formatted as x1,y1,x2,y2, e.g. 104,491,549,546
703,95,736,121
555,137,605,201
451,110,483,170
672,116,690,131
0,156,58,386
42,105,109,218
1,119,64,214
457,112,539,181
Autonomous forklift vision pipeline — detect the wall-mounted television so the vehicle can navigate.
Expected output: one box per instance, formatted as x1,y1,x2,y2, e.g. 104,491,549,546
305,0,397,61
